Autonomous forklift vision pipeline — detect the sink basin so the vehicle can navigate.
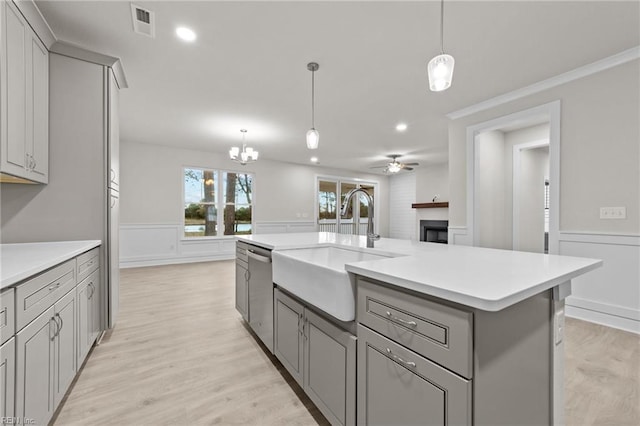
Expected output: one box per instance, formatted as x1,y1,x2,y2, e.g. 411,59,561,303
272,246,390,321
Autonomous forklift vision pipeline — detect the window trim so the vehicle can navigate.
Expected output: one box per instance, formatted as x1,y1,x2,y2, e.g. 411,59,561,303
181,165,255,240
315,174,379,234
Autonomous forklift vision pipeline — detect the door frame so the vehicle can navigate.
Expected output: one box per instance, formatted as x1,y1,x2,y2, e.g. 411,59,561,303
465,100,561,254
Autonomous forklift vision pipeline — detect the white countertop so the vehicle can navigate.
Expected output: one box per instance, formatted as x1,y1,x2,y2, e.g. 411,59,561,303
0,240,101,290
238,233,602,311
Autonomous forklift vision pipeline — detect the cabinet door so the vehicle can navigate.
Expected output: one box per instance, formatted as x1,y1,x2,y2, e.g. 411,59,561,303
90,276,102,341
235,261,248,320
304,309,356,426
248,248,273,353
1,0,28,177
16,306,56,426
77,279,91,362
107,69,119,190
108,190,120,328
0,337,15,419
357,325,471,426
273,288,304,387
54,290,77,406
28,32,48,183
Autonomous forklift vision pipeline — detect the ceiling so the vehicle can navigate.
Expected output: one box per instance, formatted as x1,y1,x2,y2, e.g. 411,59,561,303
36,1,639,174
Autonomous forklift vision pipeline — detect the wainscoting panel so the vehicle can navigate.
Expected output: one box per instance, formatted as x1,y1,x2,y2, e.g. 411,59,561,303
120,222,317,268
448,226,472,246
559,232,639,334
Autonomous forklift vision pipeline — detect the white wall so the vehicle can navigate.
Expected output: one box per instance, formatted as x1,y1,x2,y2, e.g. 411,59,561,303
415,163,449,224
517,147,549,253
388,172,416,240
475,131,507,249
119,141,389,267
448,59,640,332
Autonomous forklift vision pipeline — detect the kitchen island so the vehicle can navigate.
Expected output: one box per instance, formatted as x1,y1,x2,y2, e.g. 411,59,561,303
236,232,601,426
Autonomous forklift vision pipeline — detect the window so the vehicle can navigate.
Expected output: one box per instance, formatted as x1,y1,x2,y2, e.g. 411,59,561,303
183,167,253,238
317,177,376,235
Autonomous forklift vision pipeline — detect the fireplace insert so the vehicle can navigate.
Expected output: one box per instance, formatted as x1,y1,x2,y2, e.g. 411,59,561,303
420,220,448,244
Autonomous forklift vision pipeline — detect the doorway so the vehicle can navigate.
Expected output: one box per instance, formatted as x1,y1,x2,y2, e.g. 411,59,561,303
466,101,560,254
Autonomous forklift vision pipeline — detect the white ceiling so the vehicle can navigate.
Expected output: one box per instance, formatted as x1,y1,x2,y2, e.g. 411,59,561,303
36,1,639,174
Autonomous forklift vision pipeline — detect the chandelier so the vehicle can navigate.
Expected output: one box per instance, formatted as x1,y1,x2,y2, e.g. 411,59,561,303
229,129,258,165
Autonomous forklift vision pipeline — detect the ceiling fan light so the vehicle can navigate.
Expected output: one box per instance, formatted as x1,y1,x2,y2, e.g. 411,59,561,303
252,151,259,160
428,54,454,92
306,128,319,149
387,162,402,173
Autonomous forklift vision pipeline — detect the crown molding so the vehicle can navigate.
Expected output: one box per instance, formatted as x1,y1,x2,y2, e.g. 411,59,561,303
447,46,640,121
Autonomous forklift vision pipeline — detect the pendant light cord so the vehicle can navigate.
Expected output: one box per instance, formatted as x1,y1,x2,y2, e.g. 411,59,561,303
440,0,445,54
311,69,315,128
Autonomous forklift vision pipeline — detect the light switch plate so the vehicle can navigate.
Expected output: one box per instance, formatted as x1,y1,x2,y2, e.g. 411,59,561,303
600,206,626,219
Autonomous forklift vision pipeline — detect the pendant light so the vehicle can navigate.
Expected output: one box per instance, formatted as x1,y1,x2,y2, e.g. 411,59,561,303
428,0,455,92
229,129,258,165
306,62,319,149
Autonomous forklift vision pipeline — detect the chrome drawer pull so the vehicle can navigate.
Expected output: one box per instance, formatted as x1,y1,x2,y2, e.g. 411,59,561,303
386,311,417,328
386,348,416,368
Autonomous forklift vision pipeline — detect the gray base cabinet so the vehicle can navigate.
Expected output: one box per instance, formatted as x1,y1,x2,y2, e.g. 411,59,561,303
16,289,77,426
235,244,249,321
274,288,356,426
357,324,471,426
77,269,101,363
0,337,15,419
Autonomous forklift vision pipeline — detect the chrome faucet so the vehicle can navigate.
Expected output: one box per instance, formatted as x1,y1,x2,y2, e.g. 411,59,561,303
341,188,380,248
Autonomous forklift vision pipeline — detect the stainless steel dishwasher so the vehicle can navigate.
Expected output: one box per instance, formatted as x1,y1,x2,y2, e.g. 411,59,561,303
246,244,274,353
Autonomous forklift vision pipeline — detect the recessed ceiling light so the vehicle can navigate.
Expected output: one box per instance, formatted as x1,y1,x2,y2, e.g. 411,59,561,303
396,123,408,132
176,27,196,42
310,156,319,163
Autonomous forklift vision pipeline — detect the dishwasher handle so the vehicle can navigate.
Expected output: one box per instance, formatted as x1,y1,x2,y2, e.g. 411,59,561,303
248,250,272,264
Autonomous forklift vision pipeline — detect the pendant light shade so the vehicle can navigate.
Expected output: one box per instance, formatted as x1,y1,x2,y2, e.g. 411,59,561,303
428,0,454,92
428,53,455,92
306,62,319,150
306,128,319,150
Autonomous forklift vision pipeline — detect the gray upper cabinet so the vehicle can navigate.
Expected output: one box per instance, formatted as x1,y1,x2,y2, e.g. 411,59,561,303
357,324,471,426
274,288,356,426
0,0,49,184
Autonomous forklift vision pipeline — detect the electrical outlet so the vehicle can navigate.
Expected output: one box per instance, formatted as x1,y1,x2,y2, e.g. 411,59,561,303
600,206,626,219
554,309,565,345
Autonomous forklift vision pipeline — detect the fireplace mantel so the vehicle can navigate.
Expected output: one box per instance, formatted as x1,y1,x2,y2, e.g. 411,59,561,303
411,202,449,209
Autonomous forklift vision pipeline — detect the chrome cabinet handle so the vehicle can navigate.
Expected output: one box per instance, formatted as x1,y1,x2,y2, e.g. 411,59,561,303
386,348,416,368
56,313,63,335
386,311,417,328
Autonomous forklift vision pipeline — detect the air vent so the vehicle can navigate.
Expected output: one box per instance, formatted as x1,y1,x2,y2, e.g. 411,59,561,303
131,4,155,38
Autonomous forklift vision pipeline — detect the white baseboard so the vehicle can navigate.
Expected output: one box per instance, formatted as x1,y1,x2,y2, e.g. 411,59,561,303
120,253,235,269
566,304,639,335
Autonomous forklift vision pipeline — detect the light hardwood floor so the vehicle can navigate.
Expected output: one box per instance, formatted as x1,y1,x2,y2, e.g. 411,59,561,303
53,261,639,425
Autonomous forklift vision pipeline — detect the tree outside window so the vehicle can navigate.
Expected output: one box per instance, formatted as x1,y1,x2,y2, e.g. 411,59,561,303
184,168,253,237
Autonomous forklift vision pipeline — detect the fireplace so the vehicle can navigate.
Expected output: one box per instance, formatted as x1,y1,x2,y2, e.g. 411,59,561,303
420,220,448,244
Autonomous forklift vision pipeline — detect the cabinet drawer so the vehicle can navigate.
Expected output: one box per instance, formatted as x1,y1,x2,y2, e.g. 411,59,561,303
236,242,249,263
77,247,100,283
357,278,473,378
0,288,15,344
15,260,76,331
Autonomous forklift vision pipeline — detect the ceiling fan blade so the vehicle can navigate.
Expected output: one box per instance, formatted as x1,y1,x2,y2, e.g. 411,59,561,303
403,162,420,166
370,165,388,169
403,166,414,171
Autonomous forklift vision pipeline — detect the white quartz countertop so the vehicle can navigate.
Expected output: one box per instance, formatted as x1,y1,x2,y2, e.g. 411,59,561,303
0,240,101,290
237,233,602,311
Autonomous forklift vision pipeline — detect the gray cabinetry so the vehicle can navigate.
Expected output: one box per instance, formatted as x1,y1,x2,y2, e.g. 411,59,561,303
0,0,49,184
357,324,471,426
0,288,15,345
247,245,274,352
0,337,15,419
77,268,101,363
274,288,356,426
16,288,77,425
235,242,249,321
274,288,304,385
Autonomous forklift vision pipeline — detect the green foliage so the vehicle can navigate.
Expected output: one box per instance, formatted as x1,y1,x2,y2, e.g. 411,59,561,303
184,203,205,219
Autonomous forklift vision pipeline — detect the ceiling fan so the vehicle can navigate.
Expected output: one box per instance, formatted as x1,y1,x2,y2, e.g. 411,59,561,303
371,155,419,174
